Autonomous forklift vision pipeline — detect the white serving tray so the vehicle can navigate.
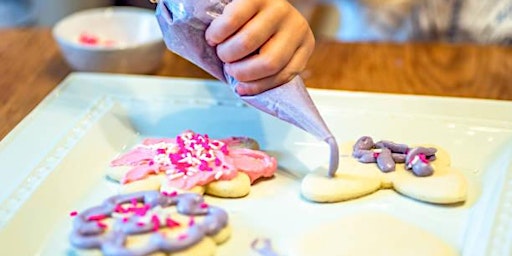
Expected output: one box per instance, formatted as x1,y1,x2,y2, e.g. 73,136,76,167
0,73,510,256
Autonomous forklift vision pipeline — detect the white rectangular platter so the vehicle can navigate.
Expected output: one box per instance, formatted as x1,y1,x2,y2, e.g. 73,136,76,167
0,73,511,256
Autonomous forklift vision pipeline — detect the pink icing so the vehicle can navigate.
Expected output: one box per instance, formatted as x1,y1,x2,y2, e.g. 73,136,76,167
111,131,277,190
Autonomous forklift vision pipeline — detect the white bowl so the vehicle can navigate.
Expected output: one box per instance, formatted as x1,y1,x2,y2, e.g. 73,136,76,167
52,7,166,74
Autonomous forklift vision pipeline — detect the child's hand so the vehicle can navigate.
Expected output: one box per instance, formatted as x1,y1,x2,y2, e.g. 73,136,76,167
205,0,315,95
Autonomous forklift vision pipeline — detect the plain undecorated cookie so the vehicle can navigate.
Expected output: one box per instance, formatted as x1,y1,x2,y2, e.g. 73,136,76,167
301,142,467,204
289,212,458,256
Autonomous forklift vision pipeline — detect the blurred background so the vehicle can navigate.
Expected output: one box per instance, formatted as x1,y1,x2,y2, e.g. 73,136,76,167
0,0,150,28
1,0,511,45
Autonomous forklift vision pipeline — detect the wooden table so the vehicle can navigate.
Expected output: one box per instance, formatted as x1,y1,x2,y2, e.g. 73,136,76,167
1,28,511,141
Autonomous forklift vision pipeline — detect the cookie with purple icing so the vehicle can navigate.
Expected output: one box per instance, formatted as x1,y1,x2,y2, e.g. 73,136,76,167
69,191,230,255
301,136,467,204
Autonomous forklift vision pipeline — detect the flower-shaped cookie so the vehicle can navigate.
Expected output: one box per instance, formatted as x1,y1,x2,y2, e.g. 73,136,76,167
69,191,230,255
301,137,468,204
108,131,277,198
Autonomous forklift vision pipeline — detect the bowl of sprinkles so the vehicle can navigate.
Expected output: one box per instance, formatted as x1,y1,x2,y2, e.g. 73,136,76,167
52,6,166,74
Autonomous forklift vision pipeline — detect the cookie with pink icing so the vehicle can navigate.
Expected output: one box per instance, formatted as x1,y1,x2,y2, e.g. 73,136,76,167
69,191,230,256
108,130,278,198
301,136,468,204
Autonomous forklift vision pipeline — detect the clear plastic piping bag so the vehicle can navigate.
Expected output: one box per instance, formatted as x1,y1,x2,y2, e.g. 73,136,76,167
155,0,339,176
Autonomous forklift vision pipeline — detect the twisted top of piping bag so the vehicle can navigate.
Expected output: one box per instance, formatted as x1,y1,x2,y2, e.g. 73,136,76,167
155,0,339,176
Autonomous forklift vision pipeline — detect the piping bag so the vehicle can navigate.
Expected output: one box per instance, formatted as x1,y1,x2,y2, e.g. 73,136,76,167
155,0,339,177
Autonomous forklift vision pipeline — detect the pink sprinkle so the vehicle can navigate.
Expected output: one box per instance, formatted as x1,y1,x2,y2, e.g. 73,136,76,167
122,217,129,223
188,217,195,227
115,204,127,213
69,211,78,217
373,152,380,158
131,198,138,207
151,215,160,231
78,32,98,45
166,217,181,228
133,204,150,216
418,154,429,164
200,203,208,209
97,221,108,229
214,158,221,167
148,160,154,166
161,191,169,196
220,144,229,155
137,222,145,227
169,191,178,197
156,148,166,154
87,214,107,221
178,234,188,240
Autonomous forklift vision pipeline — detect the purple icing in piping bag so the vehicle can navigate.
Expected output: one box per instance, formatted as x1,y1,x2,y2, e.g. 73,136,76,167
155,0,339,176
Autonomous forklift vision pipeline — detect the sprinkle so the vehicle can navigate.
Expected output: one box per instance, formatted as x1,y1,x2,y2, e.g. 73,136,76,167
220,144,229,155
161,191,169,196
131,198,138,206
122,217,129,223
115,204,127,213
169,191,178,197
168,172,185,180
214,171,223,180
69,211,78,217
78,32,99,45
166,217,181,228
200,203,208,209
418,154,429,163
151,215,160,231
87,214,107,221
178,234,188,240
214,158,221,167
188,217,195,227
97,221,108,229
373,152,380,158
137,222,145,227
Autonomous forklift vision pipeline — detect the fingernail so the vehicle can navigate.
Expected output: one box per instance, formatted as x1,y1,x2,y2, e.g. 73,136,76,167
206,39,216,47
235,84,248,96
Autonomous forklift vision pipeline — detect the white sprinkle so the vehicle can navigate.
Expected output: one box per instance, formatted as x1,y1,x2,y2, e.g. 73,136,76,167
187,167,199,173
373,148,383,153
112,212,128,219
167,172,185,180
214,171,223,180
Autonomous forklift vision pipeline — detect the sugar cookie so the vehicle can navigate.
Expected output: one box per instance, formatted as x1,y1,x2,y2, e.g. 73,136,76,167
290,211,458,256
302,137,467,204
109,131,277,198
69,191,230,255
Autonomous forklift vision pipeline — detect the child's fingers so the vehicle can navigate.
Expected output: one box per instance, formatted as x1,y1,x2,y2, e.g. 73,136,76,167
205,0,259,46
216,8,281,63
235,36,314,96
